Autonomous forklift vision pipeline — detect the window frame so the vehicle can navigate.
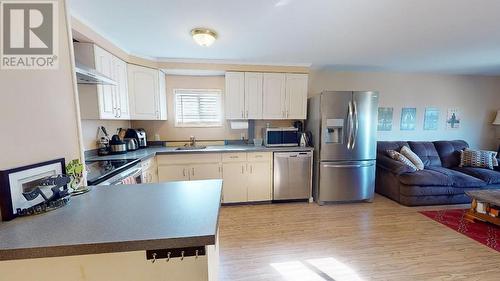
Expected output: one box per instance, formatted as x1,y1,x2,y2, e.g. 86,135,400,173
173,88,224,128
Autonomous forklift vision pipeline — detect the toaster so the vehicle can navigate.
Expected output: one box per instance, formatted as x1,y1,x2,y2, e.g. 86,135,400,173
125,129,147,148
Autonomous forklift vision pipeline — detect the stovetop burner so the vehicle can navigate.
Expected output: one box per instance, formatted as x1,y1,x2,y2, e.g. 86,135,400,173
86,159,139,186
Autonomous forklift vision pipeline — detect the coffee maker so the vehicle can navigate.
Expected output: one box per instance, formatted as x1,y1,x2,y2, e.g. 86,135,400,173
125,129,147,148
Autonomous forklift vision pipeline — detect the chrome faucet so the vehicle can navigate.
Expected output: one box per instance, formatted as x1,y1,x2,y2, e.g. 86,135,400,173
189,136,196,147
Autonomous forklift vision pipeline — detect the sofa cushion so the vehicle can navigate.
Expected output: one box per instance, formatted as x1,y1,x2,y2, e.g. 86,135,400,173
408,141,442,167
452,167,500,184
398,169,453,187
377,153,416,175
399,185,469,197
400,146,425,170
386,150,418,171
460,149,498,170
426,166,487,188
377,141,409,154
433,140,469,168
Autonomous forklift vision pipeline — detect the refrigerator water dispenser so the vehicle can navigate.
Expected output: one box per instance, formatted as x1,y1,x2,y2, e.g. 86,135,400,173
325,119,344,143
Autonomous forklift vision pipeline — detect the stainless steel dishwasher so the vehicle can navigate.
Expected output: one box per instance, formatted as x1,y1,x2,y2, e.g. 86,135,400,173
273,151,313,201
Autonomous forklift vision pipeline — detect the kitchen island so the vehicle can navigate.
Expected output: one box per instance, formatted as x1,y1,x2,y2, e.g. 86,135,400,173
0,180,222,281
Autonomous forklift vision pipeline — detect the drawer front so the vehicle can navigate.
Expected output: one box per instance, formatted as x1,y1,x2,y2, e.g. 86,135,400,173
247,152,271,162
222,153,247,163
318,160,375,202
157,153,221,165
141,157,156,170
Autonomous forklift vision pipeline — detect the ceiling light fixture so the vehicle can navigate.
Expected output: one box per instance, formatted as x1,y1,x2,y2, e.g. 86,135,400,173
191,28,217,47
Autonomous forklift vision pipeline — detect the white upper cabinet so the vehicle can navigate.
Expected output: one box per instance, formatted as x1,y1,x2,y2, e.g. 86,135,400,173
244,72,263,119
112,57,130,119
262,73,286,119
285,74,308,119
127,64,167,120
225,72,245,119
74,43,129,120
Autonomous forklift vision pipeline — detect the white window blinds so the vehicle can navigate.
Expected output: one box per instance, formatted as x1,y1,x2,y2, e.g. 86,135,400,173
174,89,223,127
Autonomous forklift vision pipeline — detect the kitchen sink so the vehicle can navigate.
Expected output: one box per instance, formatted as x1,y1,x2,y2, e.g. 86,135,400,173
175,146,207,150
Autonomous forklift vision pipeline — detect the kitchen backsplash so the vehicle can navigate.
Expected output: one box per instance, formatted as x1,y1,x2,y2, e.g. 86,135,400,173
81,119,131,150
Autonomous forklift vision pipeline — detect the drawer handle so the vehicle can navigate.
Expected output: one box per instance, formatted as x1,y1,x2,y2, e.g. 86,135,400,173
323,164,373,168
255,155,263,158
230,156,239,159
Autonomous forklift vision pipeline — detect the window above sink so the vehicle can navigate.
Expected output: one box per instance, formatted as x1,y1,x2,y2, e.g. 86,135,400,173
174,89,223,128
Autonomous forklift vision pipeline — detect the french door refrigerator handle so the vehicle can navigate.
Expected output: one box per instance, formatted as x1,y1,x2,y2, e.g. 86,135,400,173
347,101,354,150
352,98,359,150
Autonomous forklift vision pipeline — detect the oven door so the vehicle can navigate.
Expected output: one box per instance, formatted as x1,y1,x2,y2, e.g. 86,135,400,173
100,165,143,185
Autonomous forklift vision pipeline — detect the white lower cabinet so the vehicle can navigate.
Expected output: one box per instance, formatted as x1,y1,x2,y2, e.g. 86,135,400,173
141,157,158,183
221,152,272,204
222,162,248,203
156,152,272,203
247,161,272,201
190,164,222,180
157,154,222,182
158,164,189,181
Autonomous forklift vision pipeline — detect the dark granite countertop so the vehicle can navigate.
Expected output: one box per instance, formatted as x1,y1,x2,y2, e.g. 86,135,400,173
86,145,314,162
0,180,222,261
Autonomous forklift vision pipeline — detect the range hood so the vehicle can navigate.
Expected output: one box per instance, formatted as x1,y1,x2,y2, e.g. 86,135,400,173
75,62,117,85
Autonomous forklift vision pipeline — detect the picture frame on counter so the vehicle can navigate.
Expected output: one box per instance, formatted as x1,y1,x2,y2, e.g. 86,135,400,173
0,158,66,221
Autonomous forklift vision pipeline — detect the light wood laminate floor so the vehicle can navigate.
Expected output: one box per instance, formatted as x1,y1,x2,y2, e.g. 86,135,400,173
218,194,500,281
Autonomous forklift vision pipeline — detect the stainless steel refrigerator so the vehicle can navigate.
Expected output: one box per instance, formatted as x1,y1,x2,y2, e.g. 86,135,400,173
306,91,379,204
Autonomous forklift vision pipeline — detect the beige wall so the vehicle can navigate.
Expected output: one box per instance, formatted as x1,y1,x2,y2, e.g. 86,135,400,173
0,0,82,170
309,70,500,150
132,75,246,141
81,120,131,150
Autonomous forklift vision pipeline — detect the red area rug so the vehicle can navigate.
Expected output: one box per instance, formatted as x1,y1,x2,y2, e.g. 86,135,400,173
420,209,500,252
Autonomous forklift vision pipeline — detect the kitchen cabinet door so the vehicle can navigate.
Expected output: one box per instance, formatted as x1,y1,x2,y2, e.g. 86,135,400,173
128,64,161,120
222,163,247,203
244,72,263,119
285,74,308,119
247,161,272,202
225,72,245,119
142,167,158,184
158,165,189,182
262,73,286,119
113,57,130,119
190,163,222,180
158,71,167,120
94,45,116,119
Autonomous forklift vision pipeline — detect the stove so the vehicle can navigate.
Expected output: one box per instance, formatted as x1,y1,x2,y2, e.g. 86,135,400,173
86,159,140,186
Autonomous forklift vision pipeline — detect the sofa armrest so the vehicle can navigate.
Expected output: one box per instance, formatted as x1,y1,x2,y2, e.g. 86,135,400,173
377,153,415,175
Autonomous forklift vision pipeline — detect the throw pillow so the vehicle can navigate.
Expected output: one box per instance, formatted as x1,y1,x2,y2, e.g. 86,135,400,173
460,149,498,170
400,146,425,170
386,150,418,172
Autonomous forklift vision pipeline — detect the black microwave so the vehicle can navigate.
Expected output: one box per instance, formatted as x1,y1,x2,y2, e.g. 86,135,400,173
262,127,299,147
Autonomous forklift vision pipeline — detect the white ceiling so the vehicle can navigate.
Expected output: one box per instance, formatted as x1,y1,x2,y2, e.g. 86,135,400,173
69,0,500,75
